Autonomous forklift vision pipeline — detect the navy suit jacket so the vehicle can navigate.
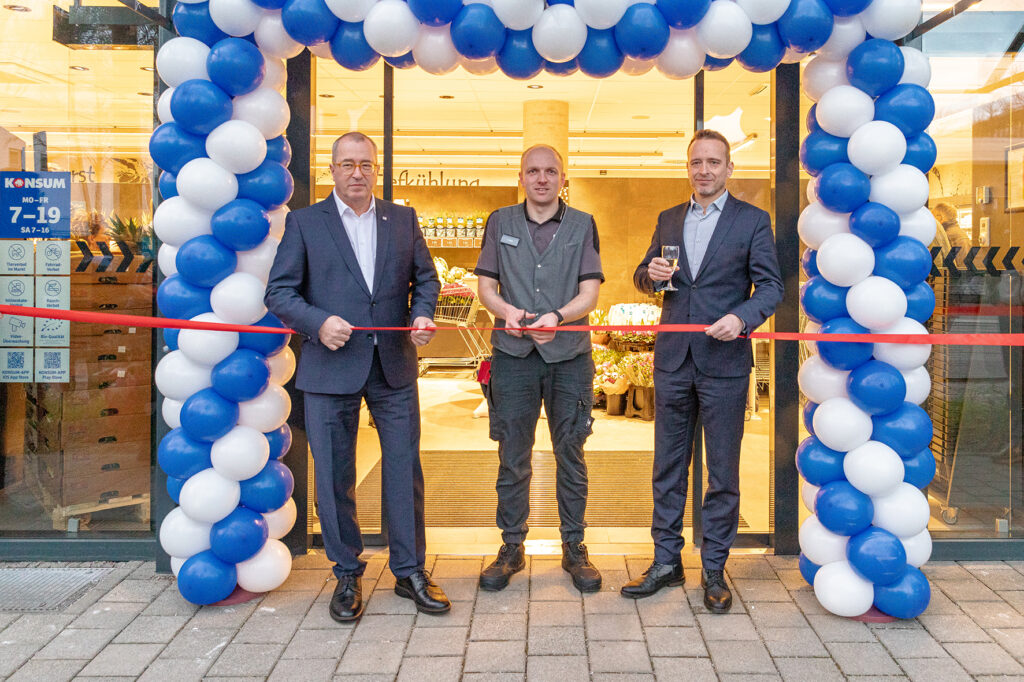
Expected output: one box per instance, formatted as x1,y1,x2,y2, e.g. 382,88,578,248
634,194,784,378
265,196,439,394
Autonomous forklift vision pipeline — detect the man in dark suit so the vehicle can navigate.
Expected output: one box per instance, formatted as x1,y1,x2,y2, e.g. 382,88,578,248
265,132,448,622
621,129,783,612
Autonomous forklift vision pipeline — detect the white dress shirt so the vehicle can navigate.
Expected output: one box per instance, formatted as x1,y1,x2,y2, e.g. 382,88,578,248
333,191,377,294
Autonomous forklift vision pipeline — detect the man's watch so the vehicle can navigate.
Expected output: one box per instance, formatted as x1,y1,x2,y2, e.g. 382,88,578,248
551,310,564,325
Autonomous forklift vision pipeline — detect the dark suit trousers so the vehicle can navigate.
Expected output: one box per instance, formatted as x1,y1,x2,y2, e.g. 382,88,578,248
304,349,426,579
652,353,749,569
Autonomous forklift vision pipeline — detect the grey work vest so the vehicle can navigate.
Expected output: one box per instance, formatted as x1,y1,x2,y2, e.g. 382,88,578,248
490,203,592,364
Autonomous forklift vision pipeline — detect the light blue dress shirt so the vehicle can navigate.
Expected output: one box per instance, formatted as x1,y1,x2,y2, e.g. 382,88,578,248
682,190,729,277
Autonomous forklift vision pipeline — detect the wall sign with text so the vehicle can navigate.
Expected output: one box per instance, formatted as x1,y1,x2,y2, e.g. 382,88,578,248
0,171,72,239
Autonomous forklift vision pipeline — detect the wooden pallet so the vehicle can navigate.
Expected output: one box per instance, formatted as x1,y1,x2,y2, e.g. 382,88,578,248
25,461,150,531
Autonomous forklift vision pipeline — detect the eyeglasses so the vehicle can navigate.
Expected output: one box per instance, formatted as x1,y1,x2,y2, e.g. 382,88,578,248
334,161,377,174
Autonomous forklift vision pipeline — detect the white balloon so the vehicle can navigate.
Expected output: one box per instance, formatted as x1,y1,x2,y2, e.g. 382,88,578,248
816,85,874,138
532,5,587,63
735,0,789,25
817,233,875,288
817,15,866,60
620,57,654,76
901,528,932,567
170,556,186,576
813,397,873,452
206,120,268,175
324,0,377,22
696,0,752,60
363,0,422,57
232,87,290,140
159,507,212,558
268,207,289,240
799,515,849,566
847,121,907,177
781,46,804,64
263,497,297,539
798,354,850,404
178,468,242,524
162,397,184,429
309,41,335,59
156,351,213,401
412,25,459,76
801,480,819,513
238,383,291,432
872,317,931,371
813,561,875,618
209,0,266,37
844,441,905,497
158,243,179,278
236,236,281,283
175,158,239,213
154,196,213,247
803,319,820,355
899,206,938,246
899,46,931,88
211,425,271,481
872,482,931,538
236,538,292,592
902,366,931,404
846,276,908,330
178,313,240,367
860,0,923,41
806,178,818,204
870,165,930,216
156,37,210,87
797,202,850,250
573,0,629,29
656,28,705,80
492,0,544,30
262,56,287,93
255,12,304,59
157,87,175,124
803,56,850,103
211,272,268,325
267,346,297,385
460,56,499,75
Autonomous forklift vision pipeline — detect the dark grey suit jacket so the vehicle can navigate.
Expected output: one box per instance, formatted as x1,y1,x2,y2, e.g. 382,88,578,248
633,194,784,377
264,196,439,394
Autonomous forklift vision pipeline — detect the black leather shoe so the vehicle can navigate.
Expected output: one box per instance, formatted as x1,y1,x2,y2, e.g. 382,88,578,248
701,569,733,613
479,543,526,591
395,570,451,614
562,541,602,593
620,561,685,599
329,575,363,623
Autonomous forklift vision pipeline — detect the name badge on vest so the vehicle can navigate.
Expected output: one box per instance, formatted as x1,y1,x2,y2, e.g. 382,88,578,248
500,234,520,247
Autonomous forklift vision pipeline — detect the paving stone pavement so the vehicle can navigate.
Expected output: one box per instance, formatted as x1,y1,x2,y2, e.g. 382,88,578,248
2,553,1024,680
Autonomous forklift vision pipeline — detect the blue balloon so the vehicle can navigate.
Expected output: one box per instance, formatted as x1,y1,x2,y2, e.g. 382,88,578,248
816,163,870,214
656,0,710,29
450,4,507,60
149,123,206,175
211,199,271,252
800,276,848,323
163,328,180,352
384,51,417,69
849,202,900,248
801,248,819,278
207,38,265,97
251,0,285,7
265,424,293,460
169,79,233,136
172,1,229,46
210,507,269,564
577,29,624,79
158,428,213,479
800,130,849,177
330,21,380,71
157,275,213,320
903,133,937,174
874,236,932,289
166,475,186,504
822,0,872,16
816,481,874,536
703,55,733,71
846,38,905,97
873,402,933,458
796,436,845,486
281,0,340,46
159,171,178,200
496,30,544,80
818,317,873,370
848,527,907,585
237,160,294,210
176,235,237,288
615,4,670,60
177,550,237,605
803,401,818,436
778,0,834,53
847,360,907,416
806,104,821,134
874,566,931,619
212,349,272,402
265,136,292,166
545,58,579,76
875,84,935,138
736,22,786,73
408,0,462,26
180,388,239,443
239,312,291,356
903,448,936,488
799,553,821,586
240,460,295,513
905,281,936,323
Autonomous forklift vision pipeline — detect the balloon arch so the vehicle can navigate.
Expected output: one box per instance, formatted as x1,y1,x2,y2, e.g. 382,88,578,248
151,0,937,619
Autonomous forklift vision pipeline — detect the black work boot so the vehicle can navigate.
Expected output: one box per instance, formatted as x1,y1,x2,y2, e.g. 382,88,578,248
701,568,733,613
479,543,526,591
562,541,602,593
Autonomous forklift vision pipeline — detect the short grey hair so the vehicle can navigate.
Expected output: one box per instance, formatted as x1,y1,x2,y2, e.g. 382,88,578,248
332,132,378,162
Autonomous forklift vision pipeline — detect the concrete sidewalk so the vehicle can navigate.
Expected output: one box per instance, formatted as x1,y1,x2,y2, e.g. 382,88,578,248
2,551,1024,681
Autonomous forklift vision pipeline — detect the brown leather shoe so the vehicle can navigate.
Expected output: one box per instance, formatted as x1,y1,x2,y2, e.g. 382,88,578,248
329,575,363,622
562,541,602,593
701,569,733,613
620,561,684,599
395,569,451,614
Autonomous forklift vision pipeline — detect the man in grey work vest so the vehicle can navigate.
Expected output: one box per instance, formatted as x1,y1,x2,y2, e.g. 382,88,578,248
473,144,604,593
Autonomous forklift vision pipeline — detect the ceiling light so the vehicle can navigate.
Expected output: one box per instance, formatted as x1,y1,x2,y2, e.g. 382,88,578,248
140,66,155,72
439,95,454,99
318,93,335,98
632,115,650,120
527,84,543,89
749,85,767,96
137,91,152,96
69,65,89,71
3,4,30,11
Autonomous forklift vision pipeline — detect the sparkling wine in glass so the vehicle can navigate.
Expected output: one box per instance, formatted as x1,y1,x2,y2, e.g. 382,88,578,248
661,245,680,291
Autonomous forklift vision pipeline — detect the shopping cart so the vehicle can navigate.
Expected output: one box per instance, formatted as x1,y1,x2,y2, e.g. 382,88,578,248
420,280,490,373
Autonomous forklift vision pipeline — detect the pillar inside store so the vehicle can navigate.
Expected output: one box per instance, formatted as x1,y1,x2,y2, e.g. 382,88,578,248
522,100,569,201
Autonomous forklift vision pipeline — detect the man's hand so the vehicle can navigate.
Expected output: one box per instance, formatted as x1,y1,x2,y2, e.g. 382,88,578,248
410,316,436,347
705,313,745,342
503,305,533,338
318,315,352,350
525,311,559,345
647,256,677,282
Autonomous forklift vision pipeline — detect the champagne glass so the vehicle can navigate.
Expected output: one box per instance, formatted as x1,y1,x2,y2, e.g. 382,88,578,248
661,245,680,291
